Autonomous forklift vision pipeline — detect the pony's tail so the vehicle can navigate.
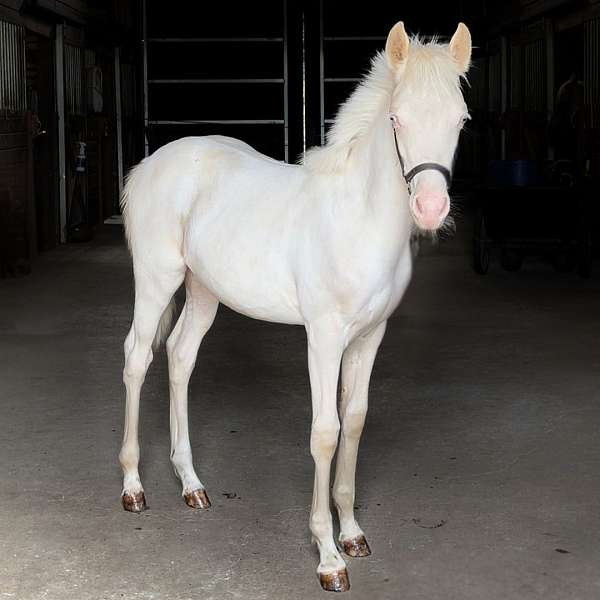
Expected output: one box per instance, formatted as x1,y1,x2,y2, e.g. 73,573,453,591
121,160,178,349
153,298,177,350
120,161,145,251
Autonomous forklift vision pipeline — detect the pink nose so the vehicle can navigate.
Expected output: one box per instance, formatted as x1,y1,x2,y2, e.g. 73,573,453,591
412,192,449,230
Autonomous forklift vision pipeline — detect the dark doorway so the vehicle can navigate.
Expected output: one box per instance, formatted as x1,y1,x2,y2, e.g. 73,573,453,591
27,31,58,252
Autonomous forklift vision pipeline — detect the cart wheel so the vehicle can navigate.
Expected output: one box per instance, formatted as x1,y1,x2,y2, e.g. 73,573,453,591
500,249,523,272
473,209,490,275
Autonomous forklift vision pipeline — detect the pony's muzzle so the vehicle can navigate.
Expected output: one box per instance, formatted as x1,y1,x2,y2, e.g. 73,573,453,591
411,191,450,231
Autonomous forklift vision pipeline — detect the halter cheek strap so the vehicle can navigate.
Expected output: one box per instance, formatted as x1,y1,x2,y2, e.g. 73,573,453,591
390,118,452,190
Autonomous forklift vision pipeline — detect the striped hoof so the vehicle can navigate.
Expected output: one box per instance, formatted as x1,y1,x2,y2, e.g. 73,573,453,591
341,535,371,558
122,491,147,513
184,488,211,509
319,568,350,592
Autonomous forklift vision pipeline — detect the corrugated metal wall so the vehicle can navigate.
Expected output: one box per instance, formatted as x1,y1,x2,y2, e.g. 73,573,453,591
510,42,521,109
467,57,486,111
0,20,26,113
487,51,502,113
522,38,545,112
65,43,85,115
584,17,600,128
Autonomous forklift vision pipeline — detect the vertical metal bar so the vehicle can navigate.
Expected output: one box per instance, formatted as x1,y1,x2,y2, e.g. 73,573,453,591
9,23,15,109
115,45,124,200
7,23,11,109
79,46,83,114
592,21,595,127
500,36,507,160
0,23,4,108
76,47,79,113
283,0,289,162
1,23,5,109
6,21,10,109
0,23,3,108
15,25,19,108
588,18,600,127
142,0,149,156
3,22,7,109
10,24,14,109
55,23,67,243
319,0,324,144
65,45,69,112
301,12,306,155
8,23,12,109
20,25,26,111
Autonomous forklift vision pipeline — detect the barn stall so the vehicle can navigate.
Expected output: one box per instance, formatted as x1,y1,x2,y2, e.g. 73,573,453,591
1,1,600,598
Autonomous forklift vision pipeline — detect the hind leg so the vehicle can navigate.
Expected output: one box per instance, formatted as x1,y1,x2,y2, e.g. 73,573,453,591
166,273,218,508
119,265,184,512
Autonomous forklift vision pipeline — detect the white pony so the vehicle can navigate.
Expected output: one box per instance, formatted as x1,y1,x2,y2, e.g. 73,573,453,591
119,22,471,592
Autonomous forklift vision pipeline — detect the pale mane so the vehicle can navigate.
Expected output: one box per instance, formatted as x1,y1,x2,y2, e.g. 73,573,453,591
302,36,465,173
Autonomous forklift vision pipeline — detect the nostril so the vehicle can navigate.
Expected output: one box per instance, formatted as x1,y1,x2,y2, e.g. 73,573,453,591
414,195,426,216
413,194,449,219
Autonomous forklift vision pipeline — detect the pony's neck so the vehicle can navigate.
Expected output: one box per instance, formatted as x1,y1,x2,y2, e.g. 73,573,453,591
351,105,411,221
303,53,396,175
303,53,411,225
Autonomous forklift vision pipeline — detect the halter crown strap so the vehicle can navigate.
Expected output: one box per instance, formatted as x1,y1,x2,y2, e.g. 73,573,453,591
392,126,452,189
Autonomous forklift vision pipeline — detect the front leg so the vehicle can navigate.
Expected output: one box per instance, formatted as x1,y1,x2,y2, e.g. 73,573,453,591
333,321,386,557
306,318,349,592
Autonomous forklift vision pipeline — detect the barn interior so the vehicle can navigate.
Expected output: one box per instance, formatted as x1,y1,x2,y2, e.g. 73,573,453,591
1,1,600,599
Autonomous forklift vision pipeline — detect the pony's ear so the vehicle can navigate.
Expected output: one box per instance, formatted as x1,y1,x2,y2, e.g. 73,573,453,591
449,22,472,73
385,22,410,69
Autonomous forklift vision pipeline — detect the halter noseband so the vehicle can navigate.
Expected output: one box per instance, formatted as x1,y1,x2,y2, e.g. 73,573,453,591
390,118,452,191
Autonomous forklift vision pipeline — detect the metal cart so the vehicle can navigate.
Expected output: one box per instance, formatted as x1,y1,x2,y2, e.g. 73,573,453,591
472,160,592,278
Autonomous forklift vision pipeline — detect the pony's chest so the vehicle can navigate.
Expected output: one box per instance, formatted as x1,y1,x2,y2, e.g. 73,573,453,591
337,250,412,333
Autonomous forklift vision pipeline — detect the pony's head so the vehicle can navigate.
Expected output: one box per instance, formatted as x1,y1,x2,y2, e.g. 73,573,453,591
386,22,471,231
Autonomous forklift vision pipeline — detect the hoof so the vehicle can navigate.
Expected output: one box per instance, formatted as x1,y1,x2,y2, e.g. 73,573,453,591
319,568,350,592
341,535,371,557
184,488,211,509
122,491,147,513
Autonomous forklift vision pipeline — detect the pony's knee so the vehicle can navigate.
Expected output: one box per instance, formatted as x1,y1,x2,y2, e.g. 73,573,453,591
310,419,340,462
167,344,196,384
341,410,367,439
123,344,153,383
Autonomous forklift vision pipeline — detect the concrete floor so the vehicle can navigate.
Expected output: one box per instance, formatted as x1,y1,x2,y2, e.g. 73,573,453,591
1,223,600,600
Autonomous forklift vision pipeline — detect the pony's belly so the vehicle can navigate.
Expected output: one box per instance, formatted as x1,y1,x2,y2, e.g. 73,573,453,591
221,291,304,325
186,253,304,325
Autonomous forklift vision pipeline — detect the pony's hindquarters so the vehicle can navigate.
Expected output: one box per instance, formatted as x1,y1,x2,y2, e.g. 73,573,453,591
118,137,236,510
119,142,195,510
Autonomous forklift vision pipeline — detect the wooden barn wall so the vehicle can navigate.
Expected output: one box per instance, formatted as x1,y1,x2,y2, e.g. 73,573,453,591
26,29,58,251
0,19,31,275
